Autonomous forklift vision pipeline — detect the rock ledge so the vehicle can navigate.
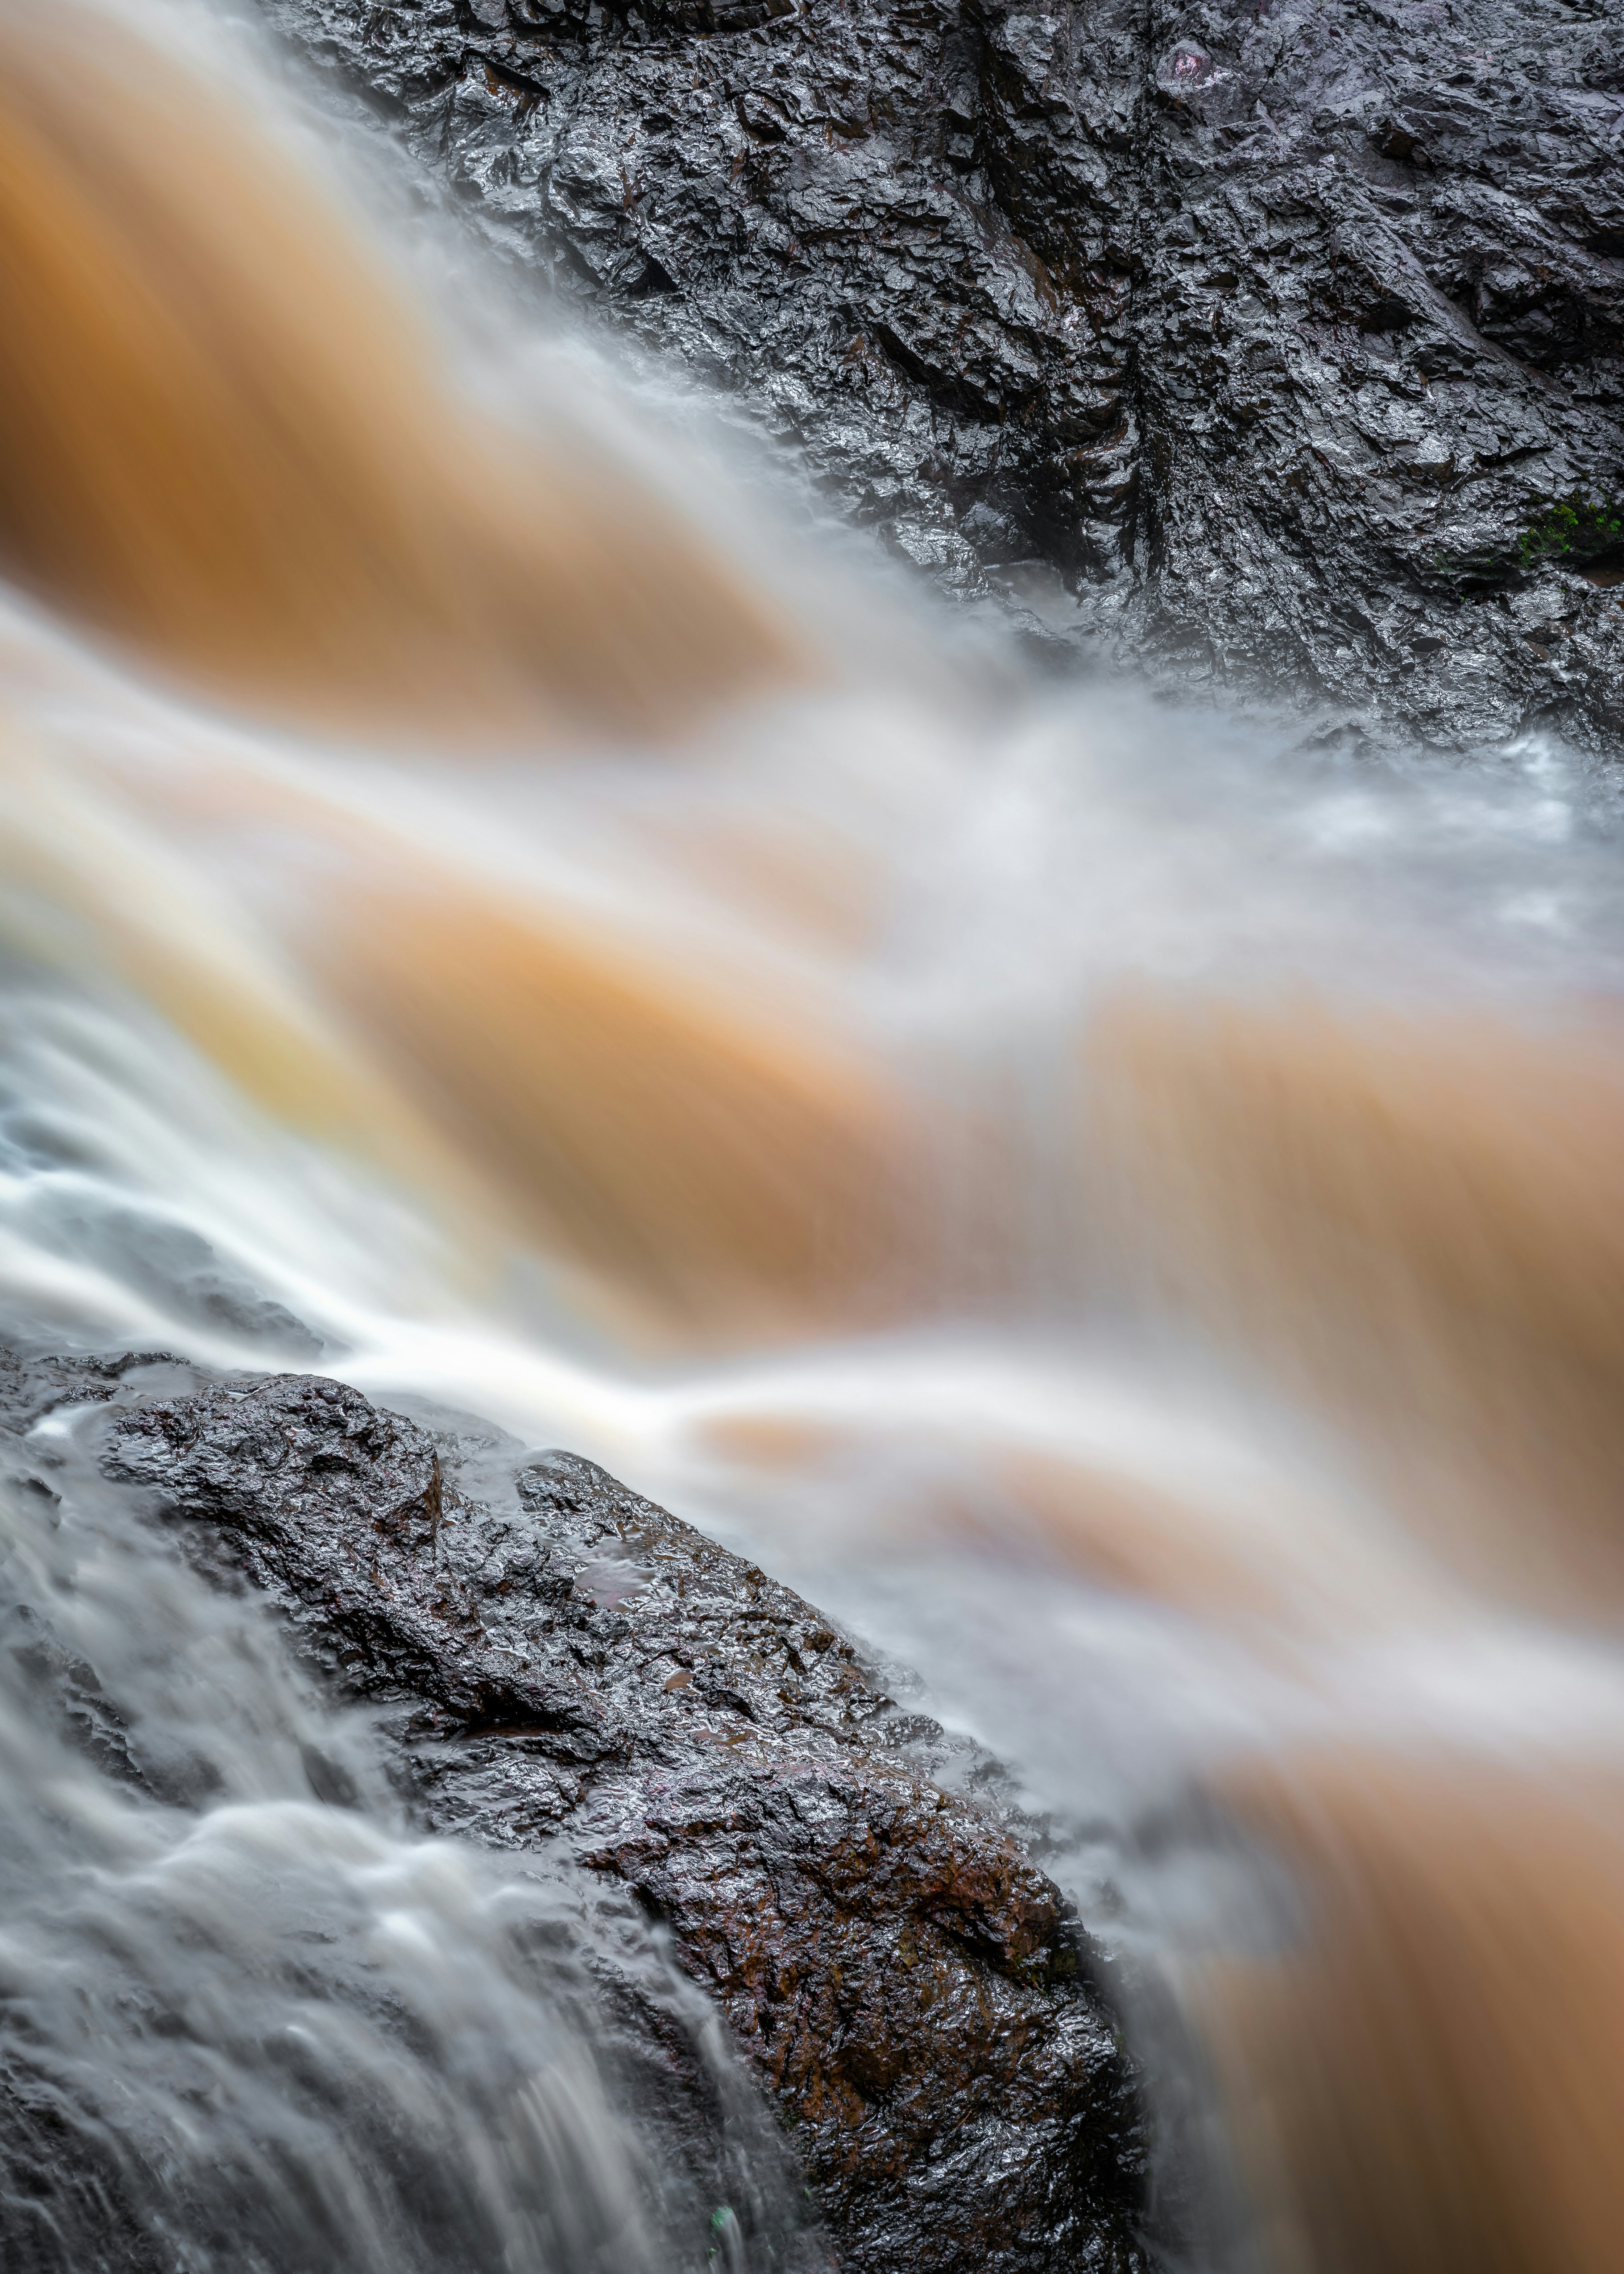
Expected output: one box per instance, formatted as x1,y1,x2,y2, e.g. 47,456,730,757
77,1360,1149,2274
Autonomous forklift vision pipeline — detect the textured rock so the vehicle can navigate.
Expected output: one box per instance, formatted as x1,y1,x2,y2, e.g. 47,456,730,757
87,1367,1149,2274
254,0,1624,749
0,1345,830,2274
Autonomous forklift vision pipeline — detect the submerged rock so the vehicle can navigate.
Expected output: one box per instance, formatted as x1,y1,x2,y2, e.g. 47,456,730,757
43,1363,1151,2273
257,0,1624,749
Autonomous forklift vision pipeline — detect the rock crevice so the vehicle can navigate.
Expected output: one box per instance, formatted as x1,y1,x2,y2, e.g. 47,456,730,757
264,0,1624,747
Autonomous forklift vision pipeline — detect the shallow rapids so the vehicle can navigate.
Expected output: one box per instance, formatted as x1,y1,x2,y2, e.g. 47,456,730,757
3,2,1624,2270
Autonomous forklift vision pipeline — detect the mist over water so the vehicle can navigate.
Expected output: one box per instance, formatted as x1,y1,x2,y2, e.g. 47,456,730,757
4,1,1624,2268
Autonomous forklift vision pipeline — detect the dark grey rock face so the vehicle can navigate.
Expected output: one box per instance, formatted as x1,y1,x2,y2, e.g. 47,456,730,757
94,1368,1149,2274
1127,0,1624,747
0,1346,826,2274
256,0,1624,748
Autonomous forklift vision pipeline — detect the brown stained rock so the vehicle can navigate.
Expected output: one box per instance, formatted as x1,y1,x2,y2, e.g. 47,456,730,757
95,1369,1149,2273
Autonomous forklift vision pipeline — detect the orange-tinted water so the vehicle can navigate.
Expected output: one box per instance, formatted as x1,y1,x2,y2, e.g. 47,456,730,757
3,7,1623,2268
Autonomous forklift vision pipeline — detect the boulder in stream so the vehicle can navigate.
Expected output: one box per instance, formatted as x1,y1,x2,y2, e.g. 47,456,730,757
77,1364,1150,2274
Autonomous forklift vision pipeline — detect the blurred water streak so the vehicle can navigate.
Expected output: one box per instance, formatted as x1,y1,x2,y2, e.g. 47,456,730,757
2,4,1624,2269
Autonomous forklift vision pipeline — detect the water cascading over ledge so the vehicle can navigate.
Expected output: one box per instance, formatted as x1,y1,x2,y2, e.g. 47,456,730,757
1,5,1624,2274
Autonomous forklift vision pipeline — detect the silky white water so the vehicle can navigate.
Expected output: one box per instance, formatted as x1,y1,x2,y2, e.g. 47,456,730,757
5,3,1624,2269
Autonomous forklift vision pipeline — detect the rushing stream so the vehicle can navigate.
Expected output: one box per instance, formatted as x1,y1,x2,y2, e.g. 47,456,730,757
4,3,1624,2270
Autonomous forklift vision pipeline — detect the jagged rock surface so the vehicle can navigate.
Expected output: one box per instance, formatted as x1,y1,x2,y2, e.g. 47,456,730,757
0,1345,832,2274
257,0,1624,748
84,1366,1149,2274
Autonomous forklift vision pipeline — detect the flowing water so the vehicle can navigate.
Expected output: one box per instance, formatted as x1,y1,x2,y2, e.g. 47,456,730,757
3,1,1624,2267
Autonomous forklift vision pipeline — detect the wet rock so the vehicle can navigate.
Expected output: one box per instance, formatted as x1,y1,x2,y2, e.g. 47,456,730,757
257,0,1624,749
86,1368,1149,2273
0,1352,823,2274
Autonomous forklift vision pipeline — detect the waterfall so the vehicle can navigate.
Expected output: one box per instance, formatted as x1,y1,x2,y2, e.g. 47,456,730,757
3,3,1624,2269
